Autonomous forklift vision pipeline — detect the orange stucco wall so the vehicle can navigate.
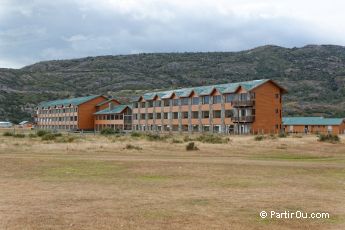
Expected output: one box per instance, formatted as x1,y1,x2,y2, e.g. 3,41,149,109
252,81,282,134
78,96,108,130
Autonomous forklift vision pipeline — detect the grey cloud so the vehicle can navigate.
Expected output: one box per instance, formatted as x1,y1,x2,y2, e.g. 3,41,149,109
0,0,337,68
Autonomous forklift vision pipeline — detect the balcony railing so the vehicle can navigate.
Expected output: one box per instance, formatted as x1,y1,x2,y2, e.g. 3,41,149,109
232,116,255,122
232,100,254,107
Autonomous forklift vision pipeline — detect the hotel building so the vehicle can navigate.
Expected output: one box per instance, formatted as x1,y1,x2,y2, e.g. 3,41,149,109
132,79,287,134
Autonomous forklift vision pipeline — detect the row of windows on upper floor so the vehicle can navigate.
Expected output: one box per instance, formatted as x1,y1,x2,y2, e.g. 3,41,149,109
132,109,255,120
134,93,258,108
37,107,78,114
37,116,77,122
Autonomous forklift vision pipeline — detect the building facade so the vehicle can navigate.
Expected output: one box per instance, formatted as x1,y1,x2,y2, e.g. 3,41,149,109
283,117,345,135
36,95,111,131
94,104,132,131
132,79,287,134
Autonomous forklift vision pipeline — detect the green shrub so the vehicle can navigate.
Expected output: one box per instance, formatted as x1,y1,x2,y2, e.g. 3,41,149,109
186,142,199,151
3,132,13,136
145,133,169,141
318,134,340,143
131,132,143,137
56,136,76,143
100,128,118,135
278,132,287,138
41,133,57,141
196,134,227,144
37,130,50,137
254,135,265,141
125,144,142,150
183,136,192,142
28,133,37,138
14,134,25,138
172,138,183,143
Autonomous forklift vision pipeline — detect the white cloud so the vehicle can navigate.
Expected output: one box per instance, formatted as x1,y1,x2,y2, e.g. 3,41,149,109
1,0,345,68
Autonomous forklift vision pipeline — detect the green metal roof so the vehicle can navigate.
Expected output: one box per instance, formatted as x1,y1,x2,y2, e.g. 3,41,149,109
138,79,279,101
96,98,119,106
283,117,344,126
39,95,101,109
94,104,132,115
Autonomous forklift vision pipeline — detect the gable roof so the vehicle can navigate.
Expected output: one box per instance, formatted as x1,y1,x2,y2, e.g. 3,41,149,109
283,117,344,126
94,104,132,115
19,121,31,125
137,79,285,101
96,98,120,106
38,95,102,109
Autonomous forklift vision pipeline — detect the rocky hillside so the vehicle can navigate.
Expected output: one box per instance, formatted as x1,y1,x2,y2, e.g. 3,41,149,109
1,45,345,123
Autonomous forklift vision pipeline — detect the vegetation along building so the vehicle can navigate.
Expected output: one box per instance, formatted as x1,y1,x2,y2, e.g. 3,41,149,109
283,117,345,135
132,79,287,134
36,95,118,131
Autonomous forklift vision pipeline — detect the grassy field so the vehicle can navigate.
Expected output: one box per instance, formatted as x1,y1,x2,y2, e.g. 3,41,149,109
0,130,344,229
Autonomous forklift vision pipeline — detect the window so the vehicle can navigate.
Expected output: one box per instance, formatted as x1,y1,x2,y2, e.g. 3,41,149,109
203,125,210,132
173,99,179,106
147,101,154,108
202,96,210,104
202,111,209,118
225,110,233,118
154,100,161,107
74,116,77,121
225,94,235,102
163,99,170,107
148,113,153,119
140,114,145,119
192,97,199,105
240,93,249,101
181,98,189,105
156,113,161,119
213,110,221,118
141,102,146,108
213,95,221,104
192,111,199,119
134,103,139,108
182,112,188,119
164,113,168,119
173,112,179,119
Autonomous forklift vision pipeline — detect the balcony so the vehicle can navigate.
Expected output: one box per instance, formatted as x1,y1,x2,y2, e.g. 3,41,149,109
232,100,254,107
232,116,255,123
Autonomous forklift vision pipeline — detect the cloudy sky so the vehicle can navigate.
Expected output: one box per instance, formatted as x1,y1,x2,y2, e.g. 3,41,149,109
0,0,344,68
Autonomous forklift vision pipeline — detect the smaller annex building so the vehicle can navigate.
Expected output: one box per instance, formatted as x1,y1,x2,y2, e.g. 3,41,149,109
94,104,132,132
0,121,13,128
36,95,120,131
283,117,345,135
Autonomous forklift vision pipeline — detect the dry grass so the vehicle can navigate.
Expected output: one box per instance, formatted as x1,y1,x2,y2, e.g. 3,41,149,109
0,132,345,229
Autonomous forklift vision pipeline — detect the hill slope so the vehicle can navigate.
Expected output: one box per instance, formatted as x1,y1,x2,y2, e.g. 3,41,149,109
1,45,345,123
